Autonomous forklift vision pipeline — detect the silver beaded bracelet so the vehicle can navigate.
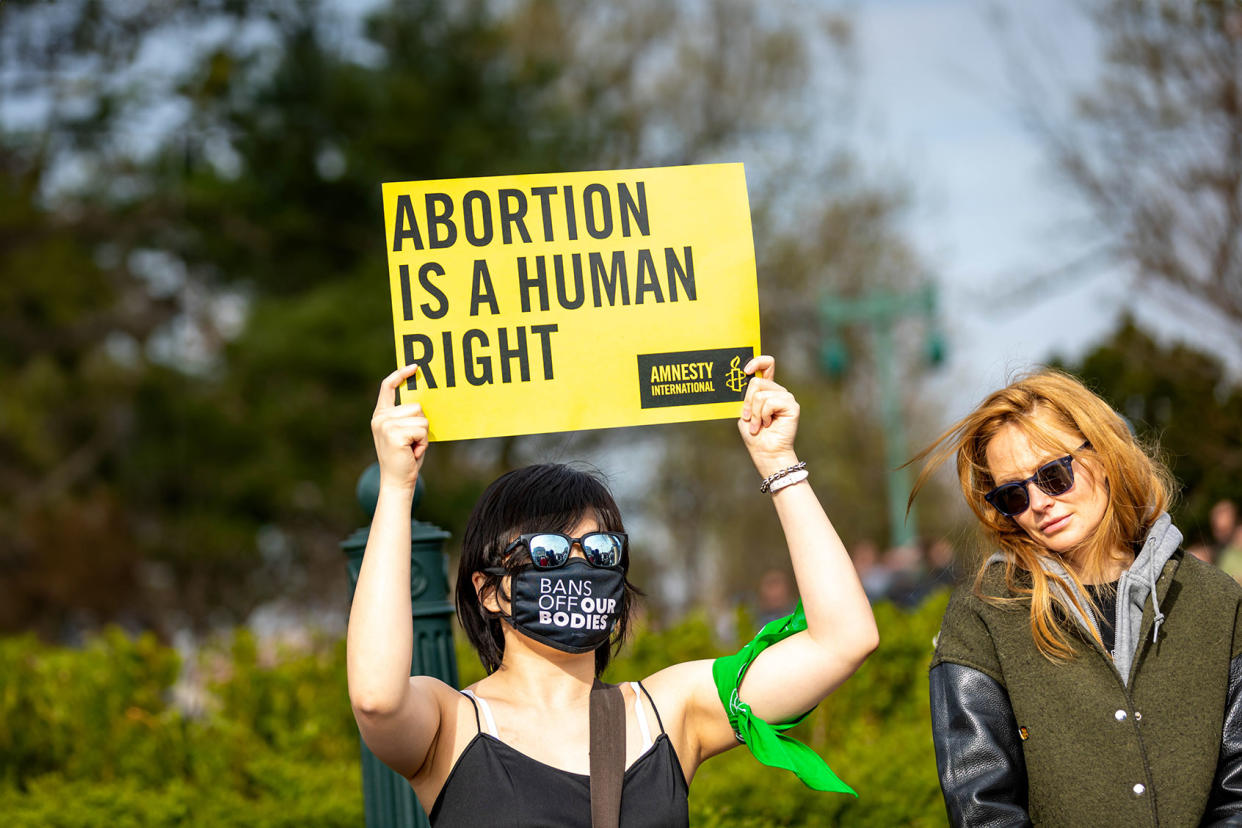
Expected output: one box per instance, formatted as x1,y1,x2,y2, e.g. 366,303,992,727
759,461,808,493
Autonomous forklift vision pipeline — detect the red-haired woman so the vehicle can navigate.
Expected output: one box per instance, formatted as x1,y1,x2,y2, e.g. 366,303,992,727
914,370,1242,826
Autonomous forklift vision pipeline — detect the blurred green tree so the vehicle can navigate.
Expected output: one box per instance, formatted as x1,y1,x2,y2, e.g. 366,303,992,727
1,0,602,634
1011,0,1242,341
0,0,946,636
1055,316,1242,541
0,0,211,635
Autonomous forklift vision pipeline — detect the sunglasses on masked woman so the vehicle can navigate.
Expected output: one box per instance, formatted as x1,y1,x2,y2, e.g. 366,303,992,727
501,532,627,570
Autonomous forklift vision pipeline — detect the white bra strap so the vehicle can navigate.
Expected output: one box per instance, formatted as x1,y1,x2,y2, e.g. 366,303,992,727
462,690,498,737
628,681,653,750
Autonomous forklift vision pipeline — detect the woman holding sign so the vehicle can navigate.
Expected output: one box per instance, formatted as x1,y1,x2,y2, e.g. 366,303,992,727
348,355,878,826
914,370,1242,826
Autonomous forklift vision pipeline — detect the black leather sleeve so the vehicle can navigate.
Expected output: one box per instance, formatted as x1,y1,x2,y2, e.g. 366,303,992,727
1204,653,1242,826
929,662,1032,828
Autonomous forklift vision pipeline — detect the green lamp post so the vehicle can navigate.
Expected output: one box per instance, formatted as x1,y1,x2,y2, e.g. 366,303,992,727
820,283,945,549
342,463,457,828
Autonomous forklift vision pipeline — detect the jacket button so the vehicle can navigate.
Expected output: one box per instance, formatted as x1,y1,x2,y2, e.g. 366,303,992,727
1114,709,1127,721
1133,783,1146,796
1135,711,1142,721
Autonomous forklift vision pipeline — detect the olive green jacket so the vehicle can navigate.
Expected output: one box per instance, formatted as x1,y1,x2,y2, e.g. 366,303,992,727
932,544,1242,826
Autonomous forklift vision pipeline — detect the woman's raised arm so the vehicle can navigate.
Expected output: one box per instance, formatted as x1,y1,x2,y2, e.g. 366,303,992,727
647,356,878,773
730,355,879,721
346,364,445,778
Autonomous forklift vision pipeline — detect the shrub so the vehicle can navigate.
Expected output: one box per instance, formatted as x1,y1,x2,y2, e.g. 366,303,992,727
0,628,363,826
1,591,949,826
678,595,948,827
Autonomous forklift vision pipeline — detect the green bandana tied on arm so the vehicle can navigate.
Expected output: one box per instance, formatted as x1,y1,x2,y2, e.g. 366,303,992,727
711,601,857,796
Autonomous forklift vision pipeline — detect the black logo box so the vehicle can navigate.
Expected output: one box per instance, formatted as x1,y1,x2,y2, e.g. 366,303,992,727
636,347,754,409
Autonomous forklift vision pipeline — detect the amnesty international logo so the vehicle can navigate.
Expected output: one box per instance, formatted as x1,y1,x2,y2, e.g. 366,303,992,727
636,346,755,409
725,356,747,393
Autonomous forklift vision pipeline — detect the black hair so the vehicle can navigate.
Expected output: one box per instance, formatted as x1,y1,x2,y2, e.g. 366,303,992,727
455,463,641,677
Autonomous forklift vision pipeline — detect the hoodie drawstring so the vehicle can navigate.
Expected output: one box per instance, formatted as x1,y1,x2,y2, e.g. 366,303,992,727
1149,568,1165,643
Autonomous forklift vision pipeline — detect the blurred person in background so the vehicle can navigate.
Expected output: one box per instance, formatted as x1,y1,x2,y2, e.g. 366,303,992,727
1218,524,1242,586
755,567,796,626
851,539,891,603
909,538,959,605
1215,499,1242,581
883,543,925,610
1212,499,1239,566
912,370,1242,826
349,356,878,825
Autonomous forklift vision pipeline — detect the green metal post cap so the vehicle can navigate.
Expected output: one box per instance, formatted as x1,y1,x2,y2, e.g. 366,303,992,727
345,464,453,828
926,331,947,367
820,339,849,378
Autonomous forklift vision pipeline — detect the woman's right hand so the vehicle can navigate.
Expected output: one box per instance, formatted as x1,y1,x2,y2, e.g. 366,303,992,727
738,355,800,478
370,364,429,492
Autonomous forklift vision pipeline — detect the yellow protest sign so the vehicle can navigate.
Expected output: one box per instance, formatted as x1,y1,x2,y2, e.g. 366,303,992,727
381,163,760,441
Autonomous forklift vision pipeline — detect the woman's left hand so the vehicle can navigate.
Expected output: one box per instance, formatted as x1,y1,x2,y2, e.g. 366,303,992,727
737,355,800,476
648,354,876,769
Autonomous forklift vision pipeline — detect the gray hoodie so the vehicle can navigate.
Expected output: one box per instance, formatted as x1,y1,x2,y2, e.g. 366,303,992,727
987,512,1182,686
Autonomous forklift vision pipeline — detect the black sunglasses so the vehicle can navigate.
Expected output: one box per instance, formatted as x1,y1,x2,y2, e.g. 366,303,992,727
501,531,627,570
984,443,1090,518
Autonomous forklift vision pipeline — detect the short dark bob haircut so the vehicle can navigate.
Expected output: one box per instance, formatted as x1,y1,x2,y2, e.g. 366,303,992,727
456,463,642,677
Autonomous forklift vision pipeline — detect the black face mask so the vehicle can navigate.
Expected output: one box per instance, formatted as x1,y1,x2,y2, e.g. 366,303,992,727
502,559,625,654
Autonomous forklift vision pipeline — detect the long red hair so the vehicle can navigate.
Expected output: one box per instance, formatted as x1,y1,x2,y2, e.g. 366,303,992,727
910,369,1174,660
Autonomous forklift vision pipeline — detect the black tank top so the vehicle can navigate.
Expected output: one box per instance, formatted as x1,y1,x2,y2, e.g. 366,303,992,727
428,682,689,827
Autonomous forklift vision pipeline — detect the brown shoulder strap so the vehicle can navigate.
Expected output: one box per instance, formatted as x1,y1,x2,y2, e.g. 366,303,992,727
589,678,626,828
